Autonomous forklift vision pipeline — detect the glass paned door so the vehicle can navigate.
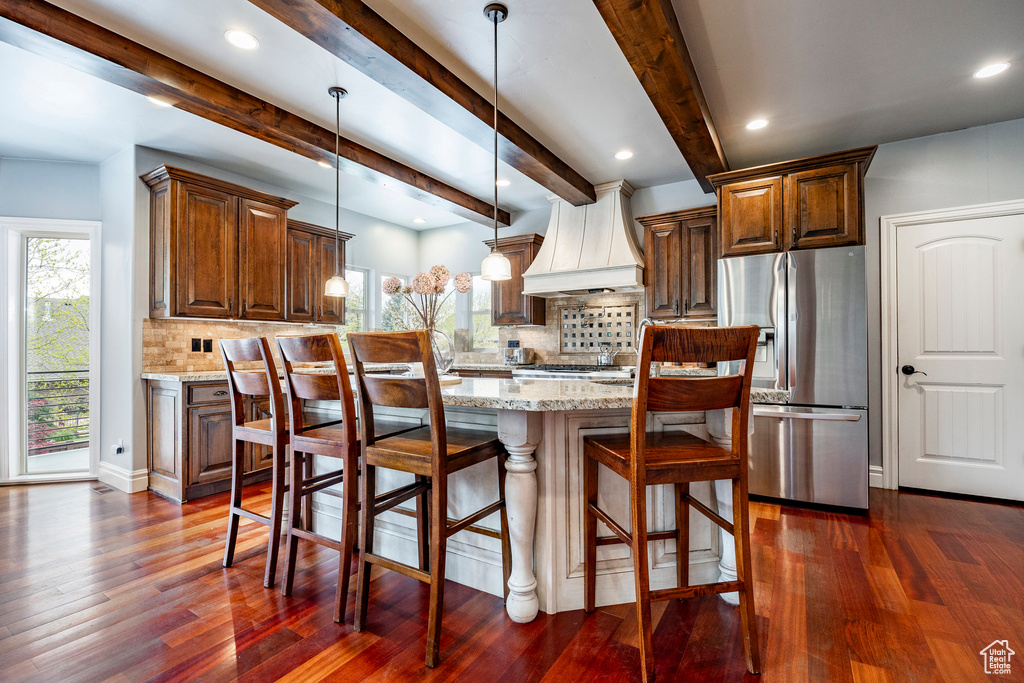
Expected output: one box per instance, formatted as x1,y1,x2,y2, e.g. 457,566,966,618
23,237,91,475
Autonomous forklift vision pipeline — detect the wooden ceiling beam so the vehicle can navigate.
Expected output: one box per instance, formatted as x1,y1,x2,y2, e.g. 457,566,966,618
0,0,510,226
593,0,728,193
247,0,596,206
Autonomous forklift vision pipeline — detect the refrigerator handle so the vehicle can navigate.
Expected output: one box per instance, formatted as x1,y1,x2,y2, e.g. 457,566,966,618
773,254,786,391
786,254,797,393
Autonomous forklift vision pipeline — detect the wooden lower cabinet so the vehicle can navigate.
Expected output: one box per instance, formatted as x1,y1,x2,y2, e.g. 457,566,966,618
146,379,273,503
454,369,513,379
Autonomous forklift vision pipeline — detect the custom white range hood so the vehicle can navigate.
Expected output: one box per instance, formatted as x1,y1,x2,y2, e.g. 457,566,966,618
521,180,645,297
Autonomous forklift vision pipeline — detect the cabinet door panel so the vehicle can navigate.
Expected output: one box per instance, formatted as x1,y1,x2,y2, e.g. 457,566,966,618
684,216,717,317
719,177,783,257
239,199,287,320
316,236,345,324
177,183,237,317
786,163,860,249
187,404,234,487
492,245,533,325
286,229,316,322
645,223,683,319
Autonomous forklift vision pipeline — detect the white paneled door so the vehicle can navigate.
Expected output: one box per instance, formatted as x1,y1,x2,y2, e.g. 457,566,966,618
896,213,1024,500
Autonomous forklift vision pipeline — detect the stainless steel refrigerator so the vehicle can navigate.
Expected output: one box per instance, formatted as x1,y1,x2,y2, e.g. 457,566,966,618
718,246,868,509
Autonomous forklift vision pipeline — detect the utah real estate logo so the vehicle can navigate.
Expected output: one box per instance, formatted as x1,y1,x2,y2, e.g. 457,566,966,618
980,640,1014,675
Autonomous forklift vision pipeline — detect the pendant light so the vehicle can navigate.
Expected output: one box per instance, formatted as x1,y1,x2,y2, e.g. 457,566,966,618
324,86,350,298
480,3,512,281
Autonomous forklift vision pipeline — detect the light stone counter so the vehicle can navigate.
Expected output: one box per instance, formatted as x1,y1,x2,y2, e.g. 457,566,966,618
140,363,408,382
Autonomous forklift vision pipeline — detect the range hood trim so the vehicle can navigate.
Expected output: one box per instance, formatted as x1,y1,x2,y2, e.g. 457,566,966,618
521,180,645,298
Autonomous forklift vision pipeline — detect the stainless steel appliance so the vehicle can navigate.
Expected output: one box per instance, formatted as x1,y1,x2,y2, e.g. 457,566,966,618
503,347,534,365
596,344,619,367
718,246,868,509
511,364,634,380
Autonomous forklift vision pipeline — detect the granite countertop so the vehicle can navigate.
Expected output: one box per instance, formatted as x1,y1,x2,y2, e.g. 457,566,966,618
439,377,789,411
658,367,718,377
140,363,407,382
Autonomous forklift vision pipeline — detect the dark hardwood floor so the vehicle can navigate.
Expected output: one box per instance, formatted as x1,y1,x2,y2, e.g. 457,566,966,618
1,481,1022,682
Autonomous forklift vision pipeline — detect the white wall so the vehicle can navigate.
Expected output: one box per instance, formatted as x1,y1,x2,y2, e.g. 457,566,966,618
98,148,144,480
863,117,1024,468
0,158,101,220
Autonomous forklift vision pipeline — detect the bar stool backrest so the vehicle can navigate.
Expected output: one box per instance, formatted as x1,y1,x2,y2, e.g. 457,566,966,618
219,337,285,434
276,334,357,445
633,325,759,475
347,331,446,462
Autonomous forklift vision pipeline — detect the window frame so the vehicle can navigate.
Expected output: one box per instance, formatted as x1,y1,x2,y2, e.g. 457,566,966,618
339,265,369,339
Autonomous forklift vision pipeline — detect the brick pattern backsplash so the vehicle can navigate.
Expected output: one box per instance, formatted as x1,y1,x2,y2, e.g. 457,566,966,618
143,319,337,372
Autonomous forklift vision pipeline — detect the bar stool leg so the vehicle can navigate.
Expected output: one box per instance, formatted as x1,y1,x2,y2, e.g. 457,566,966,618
335,448,359,623
264,437,287,589
353,463,377,632
282,450,304,597
223,438,246,568
424,473,448,668
675,483,690,589
583,452,598,613
631,484,655,683
415,474,430,572
732,475,761,674
497,455,512,603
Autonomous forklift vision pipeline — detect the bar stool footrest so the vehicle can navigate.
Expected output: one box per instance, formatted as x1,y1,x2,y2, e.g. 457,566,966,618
649,580,745,602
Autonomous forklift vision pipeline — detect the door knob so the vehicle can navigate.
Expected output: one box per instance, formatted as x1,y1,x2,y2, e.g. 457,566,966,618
901,365,927,376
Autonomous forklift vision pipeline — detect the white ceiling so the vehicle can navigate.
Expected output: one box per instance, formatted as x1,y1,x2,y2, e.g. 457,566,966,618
1,0,1022,228
673,0,1024,168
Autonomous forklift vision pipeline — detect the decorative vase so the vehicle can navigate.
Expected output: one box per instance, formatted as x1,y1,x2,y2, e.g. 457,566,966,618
430,328,455,376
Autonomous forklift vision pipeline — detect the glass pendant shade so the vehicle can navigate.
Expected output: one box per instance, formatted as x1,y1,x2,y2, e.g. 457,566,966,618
480,250,512,281
324,273,349,297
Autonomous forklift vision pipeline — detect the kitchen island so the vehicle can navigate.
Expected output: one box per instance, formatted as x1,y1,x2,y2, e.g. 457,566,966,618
361,377,787,623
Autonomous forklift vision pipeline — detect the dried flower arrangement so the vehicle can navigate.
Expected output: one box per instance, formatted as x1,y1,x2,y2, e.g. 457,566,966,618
382,265,472,331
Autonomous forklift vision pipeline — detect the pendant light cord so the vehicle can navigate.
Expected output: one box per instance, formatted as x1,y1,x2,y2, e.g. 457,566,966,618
334,90,341,277
492,10,499,250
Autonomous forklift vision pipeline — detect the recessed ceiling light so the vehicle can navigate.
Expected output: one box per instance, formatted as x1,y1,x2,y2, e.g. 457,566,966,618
973,62,1010,78
495,179,511,187
224,29,260,50
413,217,426,224
614,149,633,160
146,96,173,108
746,119,769,130
317,160,331,169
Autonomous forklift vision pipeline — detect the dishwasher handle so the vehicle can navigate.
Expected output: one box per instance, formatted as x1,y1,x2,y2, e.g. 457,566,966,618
753,408,861,422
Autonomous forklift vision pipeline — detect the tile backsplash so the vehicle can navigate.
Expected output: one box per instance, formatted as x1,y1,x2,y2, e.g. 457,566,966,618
143,318,337,372
500,292,714,366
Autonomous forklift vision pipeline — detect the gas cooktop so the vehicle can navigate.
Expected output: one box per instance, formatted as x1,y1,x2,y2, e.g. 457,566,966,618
511,364,635,380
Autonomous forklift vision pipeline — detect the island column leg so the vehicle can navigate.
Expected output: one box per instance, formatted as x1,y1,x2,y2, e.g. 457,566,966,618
705,407,754,606
497,409,542,623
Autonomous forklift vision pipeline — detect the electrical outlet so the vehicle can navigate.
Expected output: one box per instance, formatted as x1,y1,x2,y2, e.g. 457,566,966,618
203,339,213,353
191,338,201,352
111,439,124,456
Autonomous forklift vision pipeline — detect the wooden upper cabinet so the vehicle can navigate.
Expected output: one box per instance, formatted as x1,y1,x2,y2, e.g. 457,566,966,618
177,183,238,318
285,220,351,324
484,234,546,326
239,199,287,320
638,206,718,320
316,235,345,324
642,221,683,319
683,210,717,317
709,146,876,258
142,165,298,320
718,176,783,257
285,227,316,323
785,163,860,249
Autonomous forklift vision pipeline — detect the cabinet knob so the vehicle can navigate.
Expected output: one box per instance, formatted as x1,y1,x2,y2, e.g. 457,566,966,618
241,299,247,318
228,297,233,314
674,299,679,314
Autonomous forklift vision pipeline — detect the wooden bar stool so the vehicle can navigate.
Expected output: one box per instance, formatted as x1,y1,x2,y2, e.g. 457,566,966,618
582,325,761,683
348,330,512,668
276,333,358,623
219,337,288,589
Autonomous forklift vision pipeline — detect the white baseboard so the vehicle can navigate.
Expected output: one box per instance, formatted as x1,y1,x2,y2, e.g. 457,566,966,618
98,461,149,493
869,465,886,489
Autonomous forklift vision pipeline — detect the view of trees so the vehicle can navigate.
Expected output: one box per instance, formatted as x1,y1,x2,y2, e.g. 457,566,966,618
25,237,91,455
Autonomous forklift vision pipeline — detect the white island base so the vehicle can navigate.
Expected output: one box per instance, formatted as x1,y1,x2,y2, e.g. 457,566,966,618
310,378,780,622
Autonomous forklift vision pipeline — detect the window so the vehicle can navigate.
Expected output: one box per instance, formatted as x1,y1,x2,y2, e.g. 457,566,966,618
470,275,498,350
380,274,408,332
337,267,367,344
